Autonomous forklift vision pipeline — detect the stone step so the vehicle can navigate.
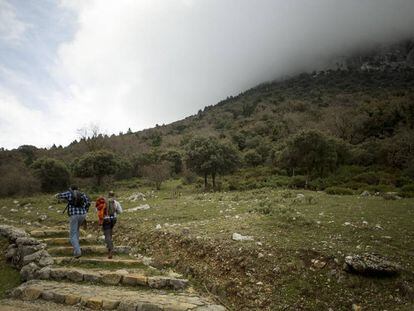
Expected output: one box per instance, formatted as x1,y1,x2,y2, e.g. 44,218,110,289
11,280,225,310
0,298,80,311
48,245,131,256
41,237,100,246
53,256,148,267
31,228,86,238
37,267,188,290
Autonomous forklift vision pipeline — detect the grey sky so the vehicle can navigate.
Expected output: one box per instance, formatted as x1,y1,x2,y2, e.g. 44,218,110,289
1,0,414,149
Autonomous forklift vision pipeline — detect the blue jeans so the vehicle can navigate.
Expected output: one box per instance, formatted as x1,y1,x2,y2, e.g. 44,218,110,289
69,214,86,256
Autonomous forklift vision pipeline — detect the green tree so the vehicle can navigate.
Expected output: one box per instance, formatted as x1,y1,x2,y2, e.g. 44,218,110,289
161,150,183,175
244,150,262,167
73,151,119,186
279,130,343,182
131,150,160,177
17,145,38,166
186,137,240,190
31,157,70,192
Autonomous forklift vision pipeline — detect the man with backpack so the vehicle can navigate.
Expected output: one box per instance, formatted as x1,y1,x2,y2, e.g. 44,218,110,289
56,186,90,258
95,191,122,259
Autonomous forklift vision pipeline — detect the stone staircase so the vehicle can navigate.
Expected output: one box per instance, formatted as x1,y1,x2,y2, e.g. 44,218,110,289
0,225,225,310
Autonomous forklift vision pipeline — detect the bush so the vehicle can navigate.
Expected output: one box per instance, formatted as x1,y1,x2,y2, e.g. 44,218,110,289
308,178,327,191
289,175,307,188
365,184,397,193
244,150,262,167
182,169,198,185
325,187,354,195
0,161,40,197
352,172,380,185
399,184,414,198
343,181,369,190
31,157,70,192
266,175,292,188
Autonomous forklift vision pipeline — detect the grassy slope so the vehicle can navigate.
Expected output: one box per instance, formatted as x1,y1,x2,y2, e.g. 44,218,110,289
1,180,413,309
0,238,21,299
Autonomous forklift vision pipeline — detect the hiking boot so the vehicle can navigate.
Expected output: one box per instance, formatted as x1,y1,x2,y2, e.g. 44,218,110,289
108,250,113,259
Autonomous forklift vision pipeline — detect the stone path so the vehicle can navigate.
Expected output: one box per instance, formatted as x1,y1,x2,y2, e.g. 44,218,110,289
0,225,225,310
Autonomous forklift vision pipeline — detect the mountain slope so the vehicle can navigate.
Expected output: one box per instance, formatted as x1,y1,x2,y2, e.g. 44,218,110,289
1,39,414,196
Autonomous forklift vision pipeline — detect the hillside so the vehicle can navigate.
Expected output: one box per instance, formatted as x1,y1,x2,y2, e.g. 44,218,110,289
1,40,414,310
1,39,414,196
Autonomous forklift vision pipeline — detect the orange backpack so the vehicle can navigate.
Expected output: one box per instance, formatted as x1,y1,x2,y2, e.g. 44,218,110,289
95,197,106,225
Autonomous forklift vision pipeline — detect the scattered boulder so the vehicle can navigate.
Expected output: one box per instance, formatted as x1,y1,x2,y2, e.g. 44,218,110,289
38,214,48,221
352,304,362,311
127,193,146,202
311,259,327,269
232,233,254,241
343,253,401,276
126,204,151,212
360,191,370,197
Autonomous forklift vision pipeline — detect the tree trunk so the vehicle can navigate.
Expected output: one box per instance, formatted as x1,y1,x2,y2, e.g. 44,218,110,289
97,175,102,186
204,173,208,190
212,172,216,190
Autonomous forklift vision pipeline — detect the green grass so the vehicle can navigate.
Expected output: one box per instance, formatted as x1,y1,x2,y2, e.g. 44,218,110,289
1,180,413,309
0,238,21,299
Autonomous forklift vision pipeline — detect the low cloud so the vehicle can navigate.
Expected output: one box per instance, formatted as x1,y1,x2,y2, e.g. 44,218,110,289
1,0,414,149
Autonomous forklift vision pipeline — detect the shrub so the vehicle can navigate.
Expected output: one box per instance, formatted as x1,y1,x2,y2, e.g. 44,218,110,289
289,175,307,188
352,172,379,185
182,169,198,185
267,175,292,188
0,160,40,197
343,181,369,190
308,178,327,191
365,184,397,193
142,162,170,190
244,150,262,167
399,184,414,198
325,187,354,195
31,157,71,192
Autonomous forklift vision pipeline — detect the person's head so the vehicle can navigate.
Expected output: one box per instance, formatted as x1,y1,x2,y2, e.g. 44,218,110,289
70,185,78,191
108,190,115,198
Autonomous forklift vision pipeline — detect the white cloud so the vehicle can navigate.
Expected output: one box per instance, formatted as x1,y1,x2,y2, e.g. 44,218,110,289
0,0,27,44
0,87,46,148
2,0,414,149
53,0,414,140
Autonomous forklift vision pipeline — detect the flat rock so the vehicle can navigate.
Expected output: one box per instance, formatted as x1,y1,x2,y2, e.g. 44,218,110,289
344,253,401,276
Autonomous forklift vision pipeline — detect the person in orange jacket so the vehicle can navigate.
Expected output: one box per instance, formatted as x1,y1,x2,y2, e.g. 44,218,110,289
95,191,122,258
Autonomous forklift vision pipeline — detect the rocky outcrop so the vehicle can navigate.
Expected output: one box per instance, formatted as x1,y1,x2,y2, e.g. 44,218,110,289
333,39,414,71
343,253,401,276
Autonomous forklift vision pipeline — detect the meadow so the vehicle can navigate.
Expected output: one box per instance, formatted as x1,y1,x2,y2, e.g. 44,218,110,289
0,179,413,310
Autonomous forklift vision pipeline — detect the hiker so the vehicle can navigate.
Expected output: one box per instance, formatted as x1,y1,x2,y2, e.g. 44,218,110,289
56,186,90,258
95,191,122,259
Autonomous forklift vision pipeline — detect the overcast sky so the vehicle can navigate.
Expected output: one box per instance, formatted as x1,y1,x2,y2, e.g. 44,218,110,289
1,0,414,149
